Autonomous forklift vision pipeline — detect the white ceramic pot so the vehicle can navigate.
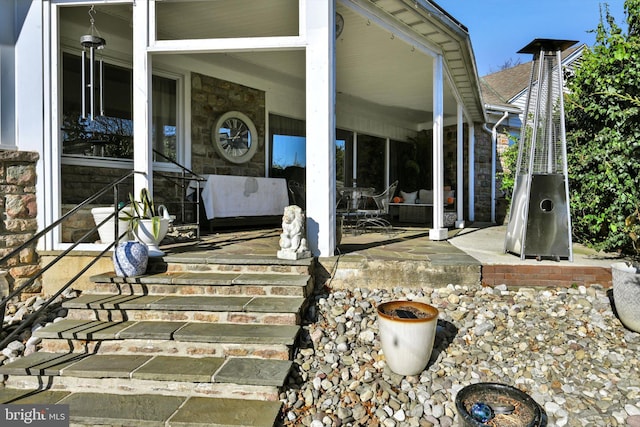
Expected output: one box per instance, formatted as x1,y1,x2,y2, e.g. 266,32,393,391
91,206,130,244
132,218,170,257
612,262,640,332
377,300,439,376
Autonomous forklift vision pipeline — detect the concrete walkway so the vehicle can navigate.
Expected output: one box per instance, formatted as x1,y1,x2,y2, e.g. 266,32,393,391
447,223,622,268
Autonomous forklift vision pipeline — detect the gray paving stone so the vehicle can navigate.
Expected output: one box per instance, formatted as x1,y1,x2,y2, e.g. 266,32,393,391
0,389,70,404
168,396,282,427
63,294,162,309
244,296,305,313
215,358,292,387
60,392,185,426
233,273,310,286
173,323,299,345
62,354,152,378
35,319,136,340
151,295,252,311
132,355,225,382
0,352,84,376
118,321,187,339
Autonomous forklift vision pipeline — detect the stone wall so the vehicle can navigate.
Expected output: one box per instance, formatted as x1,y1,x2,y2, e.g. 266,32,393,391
473,124,492,222
190,73,266,177
0,151,40,296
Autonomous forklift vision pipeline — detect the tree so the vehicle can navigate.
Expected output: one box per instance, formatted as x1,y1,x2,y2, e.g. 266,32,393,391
565,0,640,254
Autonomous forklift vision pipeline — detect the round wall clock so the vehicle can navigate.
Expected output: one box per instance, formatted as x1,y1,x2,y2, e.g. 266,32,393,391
211,111,258,164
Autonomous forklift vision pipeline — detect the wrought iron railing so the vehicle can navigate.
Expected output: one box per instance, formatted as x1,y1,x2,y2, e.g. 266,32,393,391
0,156,206,349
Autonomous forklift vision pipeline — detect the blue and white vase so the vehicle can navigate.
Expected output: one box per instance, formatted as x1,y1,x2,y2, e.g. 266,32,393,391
113,241,149,277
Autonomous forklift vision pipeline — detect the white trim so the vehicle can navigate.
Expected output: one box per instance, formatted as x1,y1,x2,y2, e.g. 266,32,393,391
455,102,465,229
430,54,447,241
342,0,441,59
133,0,152,193
468,122,475,222
149,37,307,54
305,0,335,257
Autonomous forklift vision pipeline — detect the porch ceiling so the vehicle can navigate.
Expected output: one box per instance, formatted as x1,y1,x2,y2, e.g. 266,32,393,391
74,0,485,126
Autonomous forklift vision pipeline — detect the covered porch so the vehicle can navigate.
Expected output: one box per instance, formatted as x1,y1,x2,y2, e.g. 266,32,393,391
31,0,485,257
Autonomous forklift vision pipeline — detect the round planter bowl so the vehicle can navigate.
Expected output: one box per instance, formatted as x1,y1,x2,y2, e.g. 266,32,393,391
376,300,439,376
611,262,640,332
455,382,545,427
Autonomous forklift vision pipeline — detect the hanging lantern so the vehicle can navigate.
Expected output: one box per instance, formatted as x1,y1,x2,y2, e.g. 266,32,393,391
80,5,106,121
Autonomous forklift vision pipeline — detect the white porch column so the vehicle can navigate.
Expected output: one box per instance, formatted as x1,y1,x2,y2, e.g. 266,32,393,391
305,0,336,257
133,0,152,193
468,123,476,222
430,55,447,240
455,103,465,229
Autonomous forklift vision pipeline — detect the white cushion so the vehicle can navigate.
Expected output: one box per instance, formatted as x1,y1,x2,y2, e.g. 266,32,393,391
400,190,417,204
418,189,433,204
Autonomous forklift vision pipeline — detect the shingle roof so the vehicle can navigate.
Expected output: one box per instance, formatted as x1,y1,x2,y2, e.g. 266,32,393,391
480,44,585,107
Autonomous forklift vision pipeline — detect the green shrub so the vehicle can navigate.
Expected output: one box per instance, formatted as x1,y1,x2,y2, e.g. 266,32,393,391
565,0,640,255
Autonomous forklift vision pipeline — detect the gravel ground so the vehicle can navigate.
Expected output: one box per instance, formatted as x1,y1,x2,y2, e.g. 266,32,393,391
279,284,640,427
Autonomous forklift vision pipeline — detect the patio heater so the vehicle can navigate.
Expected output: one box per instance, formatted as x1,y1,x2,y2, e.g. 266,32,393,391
504,39,577,261
80,5,106,121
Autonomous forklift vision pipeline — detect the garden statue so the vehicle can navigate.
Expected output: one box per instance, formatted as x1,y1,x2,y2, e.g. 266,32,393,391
277,205,311,260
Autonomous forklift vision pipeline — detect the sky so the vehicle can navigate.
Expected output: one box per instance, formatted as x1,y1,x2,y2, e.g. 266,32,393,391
433,0,627,76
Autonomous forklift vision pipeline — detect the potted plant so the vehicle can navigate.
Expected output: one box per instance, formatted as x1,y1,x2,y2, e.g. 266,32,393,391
611,206,640,332
120,188,172,257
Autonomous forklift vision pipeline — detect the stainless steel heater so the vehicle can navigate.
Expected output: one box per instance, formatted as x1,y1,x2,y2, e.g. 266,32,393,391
504,39,577,261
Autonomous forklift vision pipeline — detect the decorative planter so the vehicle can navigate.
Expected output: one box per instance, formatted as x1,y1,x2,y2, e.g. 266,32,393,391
455,382,545,427
376,300,439,376
113,241,149,277
91,206,130,244
611,262,640,332
132,218,170,257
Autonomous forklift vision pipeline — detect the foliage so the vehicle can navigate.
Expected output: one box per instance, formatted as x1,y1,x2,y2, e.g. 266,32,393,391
496,135,519,201
120,188,163,239
565,0,640,255
625,206,640,257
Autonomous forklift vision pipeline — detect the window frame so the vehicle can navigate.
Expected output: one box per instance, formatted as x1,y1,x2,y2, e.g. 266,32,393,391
59,47,186,172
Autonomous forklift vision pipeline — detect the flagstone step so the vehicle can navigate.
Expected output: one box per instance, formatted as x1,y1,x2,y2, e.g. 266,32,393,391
62,294,306,324
155,252,313,276
88,271,314,297
0,388,281,427
0,352,291,401
35,319,300,359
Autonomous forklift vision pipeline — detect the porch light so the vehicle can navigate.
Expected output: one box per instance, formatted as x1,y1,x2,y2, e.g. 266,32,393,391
80,5,106,121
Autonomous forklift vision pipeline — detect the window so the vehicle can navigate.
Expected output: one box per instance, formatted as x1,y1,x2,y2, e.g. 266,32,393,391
269,114,306,182
61,52,178,163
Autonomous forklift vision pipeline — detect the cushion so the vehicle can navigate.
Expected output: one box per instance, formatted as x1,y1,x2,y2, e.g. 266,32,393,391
418,189,433,204
444,190,455,205
400,190,417,204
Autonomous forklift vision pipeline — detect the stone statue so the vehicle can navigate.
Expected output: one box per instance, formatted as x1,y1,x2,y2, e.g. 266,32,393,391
277,205,311,260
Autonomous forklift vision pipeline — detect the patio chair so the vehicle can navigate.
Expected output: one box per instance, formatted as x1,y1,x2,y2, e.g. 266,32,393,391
354,180,398,234
287,180,306,210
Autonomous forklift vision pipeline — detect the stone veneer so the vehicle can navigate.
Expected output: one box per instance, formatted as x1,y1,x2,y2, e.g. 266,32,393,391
190,73,266,177
0,151,40,296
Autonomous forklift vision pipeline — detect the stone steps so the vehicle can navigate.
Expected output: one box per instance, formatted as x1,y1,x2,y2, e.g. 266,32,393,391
62,294,306,324
87,271,314,297
0,253,315,426
0,389,282,427
0,352,291,401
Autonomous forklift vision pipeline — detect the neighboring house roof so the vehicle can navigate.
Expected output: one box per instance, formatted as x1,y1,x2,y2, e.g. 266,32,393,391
480,44,586,110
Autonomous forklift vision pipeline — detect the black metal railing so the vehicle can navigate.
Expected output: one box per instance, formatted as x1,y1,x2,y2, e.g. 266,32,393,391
152,150,206,239
0,155,206,349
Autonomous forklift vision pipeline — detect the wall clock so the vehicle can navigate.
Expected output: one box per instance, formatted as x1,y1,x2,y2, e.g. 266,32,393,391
211,111,258,164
